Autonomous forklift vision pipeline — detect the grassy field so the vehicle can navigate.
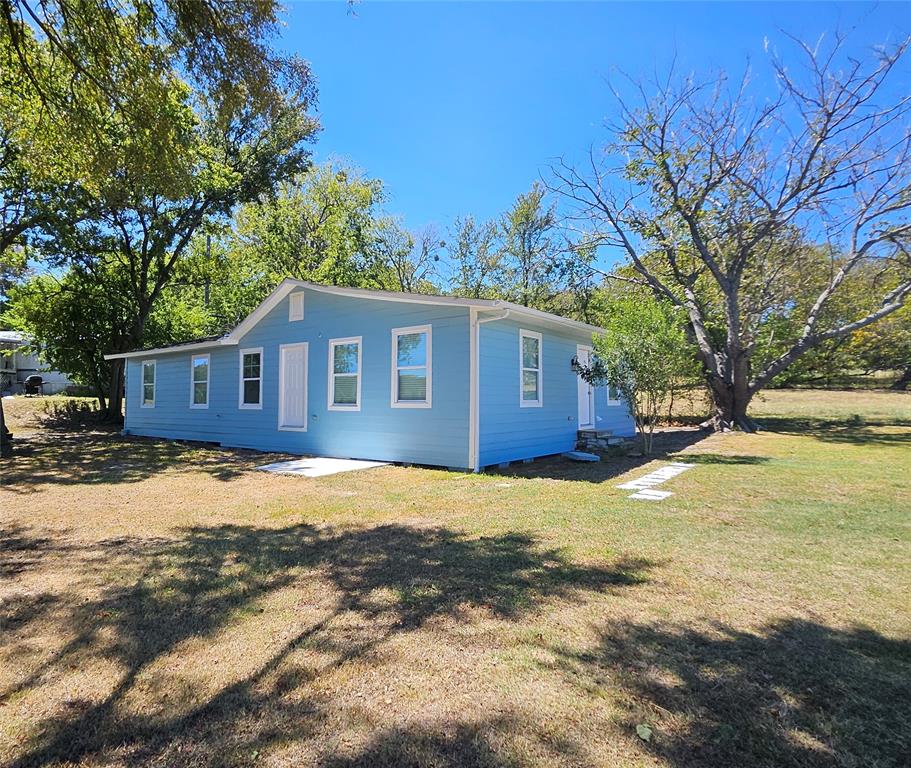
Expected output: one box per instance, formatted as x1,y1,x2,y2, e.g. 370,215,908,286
1,390,909,767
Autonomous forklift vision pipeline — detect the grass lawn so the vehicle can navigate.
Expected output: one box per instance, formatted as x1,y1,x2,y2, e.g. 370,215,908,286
1,390,909,767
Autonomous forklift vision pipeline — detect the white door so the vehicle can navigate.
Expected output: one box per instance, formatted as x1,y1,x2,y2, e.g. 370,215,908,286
577,345,594,429
279,342,308,431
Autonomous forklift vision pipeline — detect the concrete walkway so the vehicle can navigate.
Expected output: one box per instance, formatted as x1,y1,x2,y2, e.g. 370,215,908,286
256,457,389,478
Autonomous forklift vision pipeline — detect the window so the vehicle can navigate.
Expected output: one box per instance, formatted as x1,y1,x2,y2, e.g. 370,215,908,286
289,292,304,321
519,330,542,407
141,360,156,408
328,337,361,410
239,348,262,409
190,354,209,408
607,383,622,405
391,324,431,408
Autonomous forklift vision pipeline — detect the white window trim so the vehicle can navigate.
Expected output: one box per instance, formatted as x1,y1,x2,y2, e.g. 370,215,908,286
288,292,304,321
390,324,432,409
327,336,362,412
140,359,156,408
190,353,210,409
519,329,543,408
238,347,264,410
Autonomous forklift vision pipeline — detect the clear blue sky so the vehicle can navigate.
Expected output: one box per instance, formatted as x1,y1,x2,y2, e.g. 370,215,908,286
281,1,910,235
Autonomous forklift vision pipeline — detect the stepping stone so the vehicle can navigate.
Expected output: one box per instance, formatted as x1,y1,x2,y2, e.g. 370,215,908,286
616,462,696,492
563,451,600,462
629,489,674,500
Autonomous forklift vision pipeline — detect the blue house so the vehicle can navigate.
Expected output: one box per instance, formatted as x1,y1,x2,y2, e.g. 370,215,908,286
106,280,635,471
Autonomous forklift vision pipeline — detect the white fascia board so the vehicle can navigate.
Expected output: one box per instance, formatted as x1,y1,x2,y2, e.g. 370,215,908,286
495,302,605,335
104,337,235,360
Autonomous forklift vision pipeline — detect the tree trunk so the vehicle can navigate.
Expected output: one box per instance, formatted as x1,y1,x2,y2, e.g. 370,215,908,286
891,366,911,391
0,397,11,457
705,373,758,432
104,359,125,424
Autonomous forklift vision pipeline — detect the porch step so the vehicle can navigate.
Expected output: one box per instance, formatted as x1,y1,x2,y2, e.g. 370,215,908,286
576,428,633,453
577,429,613,439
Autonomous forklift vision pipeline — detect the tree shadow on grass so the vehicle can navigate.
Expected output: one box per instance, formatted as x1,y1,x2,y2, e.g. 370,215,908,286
4,522,654,767
675,453,771,465
759,416,911,447
319,717,537,768
0,431,290,492
549,618,911,768
0,523,69,578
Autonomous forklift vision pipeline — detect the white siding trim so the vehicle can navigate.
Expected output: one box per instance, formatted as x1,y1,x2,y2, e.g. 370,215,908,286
189,353,210,409
472,309,511,472
140,359,156,408
468,308,478,471
390,324,432,409
518,329,543,408
238,347,264,410
327,336,362,412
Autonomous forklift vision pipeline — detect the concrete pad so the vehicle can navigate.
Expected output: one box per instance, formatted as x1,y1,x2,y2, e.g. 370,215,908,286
256,457,389,478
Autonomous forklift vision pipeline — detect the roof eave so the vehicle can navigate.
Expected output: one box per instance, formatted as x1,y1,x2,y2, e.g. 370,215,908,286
103,337,236,360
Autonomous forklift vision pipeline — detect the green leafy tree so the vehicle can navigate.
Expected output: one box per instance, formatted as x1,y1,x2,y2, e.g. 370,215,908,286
865,307,911,390
500,182,568,309
6,265,209,409
1,0,308,136
28,52,316,419
371,221,442,294
228,162,384,288
446,216,505,299
580,294,700,453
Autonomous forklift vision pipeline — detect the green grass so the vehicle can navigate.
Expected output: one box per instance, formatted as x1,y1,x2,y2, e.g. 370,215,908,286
1,390,909,767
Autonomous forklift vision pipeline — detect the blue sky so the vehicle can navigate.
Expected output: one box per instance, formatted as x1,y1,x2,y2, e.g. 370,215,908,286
282,2,910,235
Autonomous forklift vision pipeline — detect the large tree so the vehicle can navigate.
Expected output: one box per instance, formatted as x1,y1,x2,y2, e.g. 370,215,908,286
228,162,384,289
553,36,911,430
500,182,568,309
28,54,316,419
5,264,209,409
0,0,304,127
446,215,505,299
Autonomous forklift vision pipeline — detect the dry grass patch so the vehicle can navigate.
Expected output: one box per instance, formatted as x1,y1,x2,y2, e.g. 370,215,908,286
1,390,909,767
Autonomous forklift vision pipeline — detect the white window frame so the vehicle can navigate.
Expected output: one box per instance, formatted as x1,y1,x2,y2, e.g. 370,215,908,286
519,329,543,408
238,347,264,410
190,353,210,409
140,359,156,408
327,336,362,411
288,292,304,321
390,324,432,409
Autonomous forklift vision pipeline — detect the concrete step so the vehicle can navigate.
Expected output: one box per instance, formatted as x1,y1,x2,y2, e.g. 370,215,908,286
577,429,613,439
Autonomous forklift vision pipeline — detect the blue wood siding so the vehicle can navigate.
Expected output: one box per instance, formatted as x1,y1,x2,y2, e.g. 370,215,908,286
477,318,635,467
124,289,472,468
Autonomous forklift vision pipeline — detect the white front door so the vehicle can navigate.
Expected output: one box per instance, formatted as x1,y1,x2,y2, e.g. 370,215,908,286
577,345,595,429
279,342,308,431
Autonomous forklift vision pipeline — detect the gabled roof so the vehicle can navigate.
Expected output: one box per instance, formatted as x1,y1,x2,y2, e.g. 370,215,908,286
105,279,604,360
